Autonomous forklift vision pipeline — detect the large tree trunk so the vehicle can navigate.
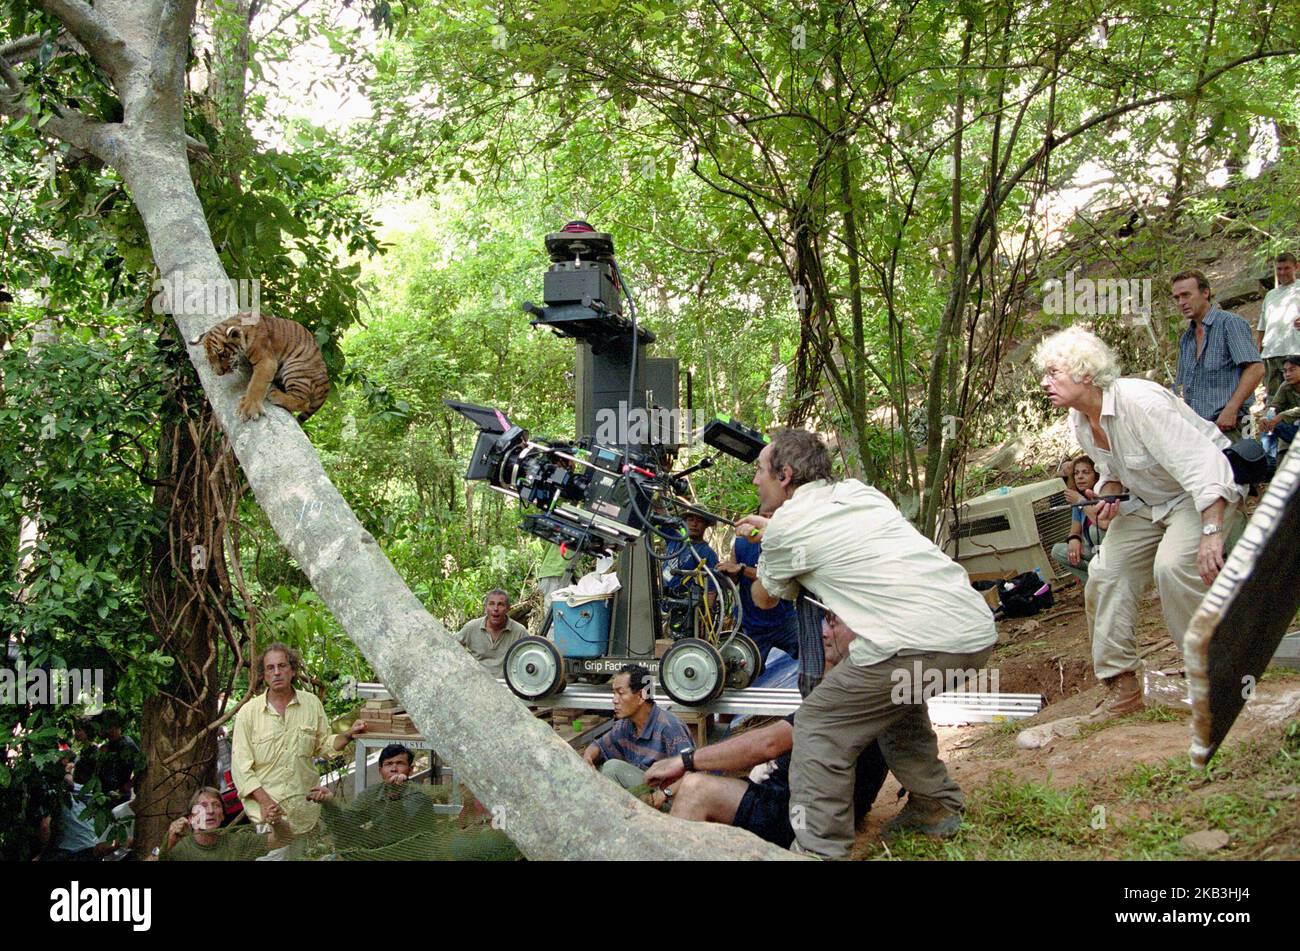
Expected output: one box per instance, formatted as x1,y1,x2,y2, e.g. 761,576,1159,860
131,0,259,857
134,347,243,853
11,0,790,860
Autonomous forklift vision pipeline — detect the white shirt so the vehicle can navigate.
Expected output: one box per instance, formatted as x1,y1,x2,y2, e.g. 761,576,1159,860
1256,282,1300,359
757,479,997,667
1070,378,1243,523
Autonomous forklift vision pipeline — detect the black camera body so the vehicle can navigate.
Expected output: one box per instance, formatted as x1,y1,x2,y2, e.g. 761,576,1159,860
446,399,665,555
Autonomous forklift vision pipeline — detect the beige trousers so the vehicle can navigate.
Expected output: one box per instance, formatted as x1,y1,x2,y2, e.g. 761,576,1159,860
1084,497,1236,680
789,645,993,859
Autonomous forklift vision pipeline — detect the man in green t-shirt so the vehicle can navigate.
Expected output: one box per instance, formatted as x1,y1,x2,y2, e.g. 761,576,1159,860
308,743,520,861
537,542,579,615
162,787,292,861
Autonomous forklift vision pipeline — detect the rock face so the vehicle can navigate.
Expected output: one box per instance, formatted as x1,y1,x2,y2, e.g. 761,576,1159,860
1216,278,1266,311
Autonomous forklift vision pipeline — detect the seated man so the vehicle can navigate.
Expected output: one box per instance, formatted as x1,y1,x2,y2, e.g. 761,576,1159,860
162,786,291,861
582,664,693,805
308,744,519,861
456,588,529,679
1260,354,1300,465
645,611,887,846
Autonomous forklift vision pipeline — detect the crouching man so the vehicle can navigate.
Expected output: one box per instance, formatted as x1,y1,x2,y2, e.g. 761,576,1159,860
309,743,519,861
1035,327,1245,719
738,428,997,858
644,612,887,846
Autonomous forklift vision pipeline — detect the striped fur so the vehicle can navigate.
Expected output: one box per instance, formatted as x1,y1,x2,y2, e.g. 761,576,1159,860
194,312,330,422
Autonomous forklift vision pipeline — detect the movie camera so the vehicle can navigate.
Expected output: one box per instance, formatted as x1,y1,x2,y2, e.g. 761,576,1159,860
448,222,770,706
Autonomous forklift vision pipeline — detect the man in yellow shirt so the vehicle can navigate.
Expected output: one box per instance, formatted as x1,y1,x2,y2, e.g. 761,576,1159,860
232,642,365,858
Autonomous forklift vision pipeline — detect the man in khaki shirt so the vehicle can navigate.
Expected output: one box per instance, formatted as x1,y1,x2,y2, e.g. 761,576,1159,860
231,642,365,856
455,589,529,679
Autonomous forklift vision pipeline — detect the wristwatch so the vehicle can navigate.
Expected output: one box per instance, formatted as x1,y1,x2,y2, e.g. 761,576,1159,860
1201,524,1222,536
681,748,696,772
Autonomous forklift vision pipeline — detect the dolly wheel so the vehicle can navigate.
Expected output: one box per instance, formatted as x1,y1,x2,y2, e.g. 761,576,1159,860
503,636,566,701
721,633,763,690
659,637,725,706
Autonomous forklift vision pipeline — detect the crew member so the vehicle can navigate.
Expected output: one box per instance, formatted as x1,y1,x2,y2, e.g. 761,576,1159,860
163,787,291,861
645,612,885,846
456,589,529,678
582,664,693,809
1256,252,1300,400
1172,269,1263,441
231,642,366,858
309,744,520,861
738,428,996,858
1036,326,1244,719
718,507,799,662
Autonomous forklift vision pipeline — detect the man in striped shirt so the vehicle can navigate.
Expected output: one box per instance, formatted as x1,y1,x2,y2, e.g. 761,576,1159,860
1172,269,1263,442
582,664,692,809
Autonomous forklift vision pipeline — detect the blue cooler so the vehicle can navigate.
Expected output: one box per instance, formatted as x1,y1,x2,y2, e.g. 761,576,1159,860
552,592,613,659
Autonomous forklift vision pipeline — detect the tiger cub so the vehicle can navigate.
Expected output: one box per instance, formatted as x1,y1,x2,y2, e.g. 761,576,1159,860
190,312,330,422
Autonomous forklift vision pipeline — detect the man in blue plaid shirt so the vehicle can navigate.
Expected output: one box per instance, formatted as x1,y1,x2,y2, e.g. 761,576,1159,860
582,664,692,810
1173,269,1264,442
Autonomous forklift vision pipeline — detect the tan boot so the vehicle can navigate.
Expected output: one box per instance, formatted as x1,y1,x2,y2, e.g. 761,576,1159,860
1088,670,1145,721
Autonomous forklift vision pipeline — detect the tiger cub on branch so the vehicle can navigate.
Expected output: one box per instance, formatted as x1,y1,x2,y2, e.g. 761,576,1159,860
190,312,330,422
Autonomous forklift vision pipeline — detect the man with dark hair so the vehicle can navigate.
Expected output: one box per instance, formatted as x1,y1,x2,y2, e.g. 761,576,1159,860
582,664,693,806
1256,252,1300,400
456,588,529,678
162,786,291,861
645,611,885,846
94,709,144,809
1171,268,1264,441
737,428,996,858
231,642,366,858
1260,354,1300,464
308,744,521,861
662,512,722,637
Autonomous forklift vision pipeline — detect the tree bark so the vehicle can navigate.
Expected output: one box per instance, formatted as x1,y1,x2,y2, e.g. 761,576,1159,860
14,0,792,860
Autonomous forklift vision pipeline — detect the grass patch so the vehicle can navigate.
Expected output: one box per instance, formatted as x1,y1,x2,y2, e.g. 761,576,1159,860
865,722,1300,860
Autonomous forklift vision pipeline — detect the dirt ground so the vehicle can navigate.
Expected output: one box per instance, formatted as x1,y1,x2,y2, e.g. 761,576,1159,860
851,580,1300,858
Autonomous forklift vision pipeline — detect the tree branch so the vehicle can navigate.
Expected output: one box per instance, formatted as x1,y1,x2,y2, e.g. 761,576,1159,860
151,0,199,92
0,34,48,62
0,72,122,164
34,0,141,77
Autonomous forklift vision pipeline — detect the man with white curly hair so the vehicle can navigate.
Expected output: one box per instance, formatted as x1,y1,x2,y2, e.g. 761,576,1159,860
1034,327,1244,719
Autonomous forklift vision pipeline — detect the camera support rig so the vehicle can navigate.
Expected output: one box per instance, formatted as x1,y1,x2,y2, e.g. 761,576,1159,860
448,222,766,705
